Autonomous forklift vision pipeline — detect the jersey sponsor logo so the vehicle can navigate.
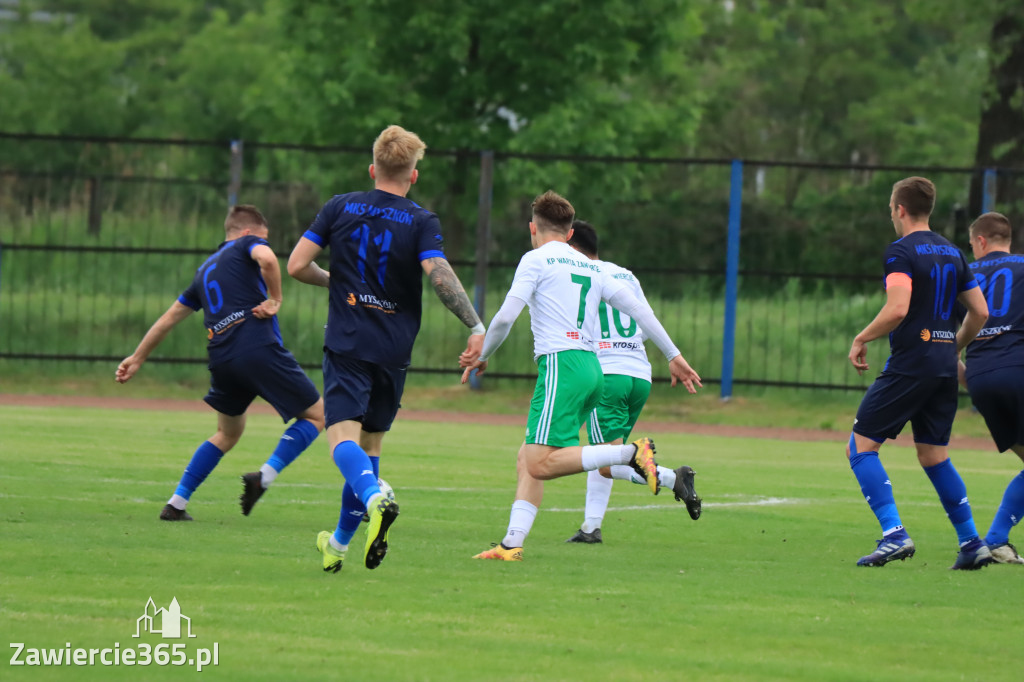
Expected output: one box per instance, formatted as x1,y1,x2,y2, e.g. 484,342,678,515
566,331,580,340
355,293,398,313
977,324,1012,337
920,328,954,343
346,293,357,306
207,310,246,338
598,341,612,349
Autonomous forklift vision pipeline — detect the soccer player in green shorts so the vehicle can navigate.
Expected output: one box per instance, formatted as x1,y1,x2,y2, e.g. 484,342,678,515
459,192,702,561
562,221,702,545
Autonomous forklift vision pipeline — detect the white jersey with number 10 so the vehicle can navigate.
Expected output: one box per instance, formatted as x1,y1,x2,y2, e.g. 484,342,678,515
594,260,653,382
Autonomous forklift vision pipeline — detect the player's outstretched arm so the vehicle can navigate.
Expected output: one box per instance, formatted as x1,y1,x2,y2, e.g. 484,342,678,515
287,238,330,288
848,284,910,374
668,355,703,393
459,295,526,384
116,302,194,384
422,257,483,330
250,244,283,318
422,256,487,363
955,286,988,352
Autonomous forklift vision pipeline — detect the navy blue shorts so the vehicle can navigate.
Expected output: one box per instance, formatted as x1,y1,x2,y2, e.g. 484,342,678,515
205,344,320,423
322,349,407,432
966,366,1024,452
853,372,958,445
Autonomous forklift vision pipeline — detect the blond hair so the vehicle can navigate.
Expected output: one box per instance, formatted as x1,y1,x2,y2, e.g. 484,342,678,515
373,125,427,180
531,190,575,234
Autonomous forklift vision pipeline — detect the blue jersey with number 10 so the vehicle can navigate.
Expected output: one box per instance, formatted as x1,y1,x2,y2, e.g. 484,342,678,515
882,231,977,377
178,235,282,366
303,189,446,368
964,251,1024,378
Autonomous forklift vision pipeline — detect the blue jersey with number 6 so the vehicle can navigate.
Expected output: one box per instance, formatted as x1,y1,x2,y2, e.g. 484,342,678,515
303,189,445,367
882,231,977,377
964,251,1024,378
178,235,283,366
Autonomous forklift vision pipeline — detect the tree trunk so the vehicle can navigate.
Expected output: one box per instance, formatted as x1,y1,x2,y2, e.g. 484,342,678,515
969,9,1024,250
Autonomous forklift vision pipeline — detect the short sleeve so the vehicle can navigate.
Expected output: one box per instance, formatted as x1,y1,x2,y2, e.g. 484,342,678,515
302,197,339,248
882,242,912,285
178,281,201,310
507,251,542,302
416,213,446,261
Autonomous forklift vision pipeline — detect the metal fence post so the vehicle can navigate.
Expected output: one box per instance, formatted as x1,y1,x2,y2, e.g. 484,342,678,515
87,176,102,236
982,168,996,213
721,159,743,401
470,150,494,390
228,139,244,206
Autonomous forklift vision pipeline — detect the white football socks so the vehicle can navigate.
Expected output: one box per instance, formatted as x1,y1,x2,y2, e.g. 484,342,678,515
168,494,188,511
580,444,636,471
608,464,676,489
502,499,538,548
259,463,278,488
582,469,614,532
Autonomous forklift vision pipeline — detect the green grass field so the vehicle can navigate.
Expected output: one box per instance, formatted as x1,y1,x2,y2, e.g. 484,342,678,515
2,404,1020,682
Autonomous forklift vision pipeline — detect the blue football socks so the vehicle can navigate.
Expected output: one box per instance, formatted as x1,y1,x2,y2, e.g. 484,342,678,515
923,457,979,545
173,440,224,501
332,441,382,506
265,419,320,473
985,470,1024,546
849,436,902,533
332,448,383,546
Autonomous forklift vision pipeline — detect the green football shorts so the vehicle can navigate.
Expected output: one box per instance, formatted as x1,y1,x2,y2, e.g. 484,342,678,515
525,350,604,448
586,374,652,444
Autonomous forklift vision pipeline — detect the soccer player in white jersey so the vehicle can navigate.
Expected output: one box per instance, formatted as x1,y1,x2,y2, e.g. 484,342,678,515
459,191,702,561
562,221,702,545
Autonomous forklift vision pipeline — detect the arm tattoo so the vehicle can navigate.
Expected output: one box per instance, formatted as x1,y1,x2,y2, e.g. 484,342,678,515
426,257,482,329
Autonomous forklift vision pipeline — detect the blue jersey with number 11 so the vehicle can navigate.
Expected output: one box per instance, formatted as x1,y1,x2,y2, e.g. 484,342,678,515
303,189,446,367
882,231,977,377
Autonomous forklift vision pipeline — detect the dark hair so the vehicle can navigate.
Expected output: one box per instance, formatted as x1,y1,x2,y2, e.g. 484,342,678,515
891,177,936,219
970,211,1012,244
568,220,598,258
531,190,575,234
224,204,267,233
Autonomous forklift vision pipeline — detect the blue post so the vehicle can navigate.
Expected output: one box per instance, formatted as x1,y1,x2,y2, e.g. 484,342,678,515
721,160,743,401
981,168,996,213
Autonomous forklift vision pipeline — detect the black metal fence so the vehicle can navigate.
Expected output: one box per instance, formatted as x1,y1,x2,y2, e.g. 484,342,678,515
2,132,1022,394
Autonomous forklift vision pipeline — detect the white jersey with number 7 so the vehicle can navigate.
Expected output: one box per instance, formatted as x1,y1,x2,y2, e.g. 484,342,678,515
506,241,626,359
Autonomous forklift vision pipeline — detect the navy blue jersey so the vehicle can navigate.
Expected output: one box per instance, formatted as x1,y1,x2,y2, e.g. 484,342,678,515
881,231,978,377
965,251,1024,378
179,235,282,366
303,189,445,368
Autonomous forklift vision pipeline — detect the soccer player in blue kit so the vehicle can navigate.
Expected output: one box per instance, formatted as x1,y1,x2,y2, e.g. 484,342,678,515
846,176,993,570
288,125,485,572
117,205,325,521
958,212,1024,564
